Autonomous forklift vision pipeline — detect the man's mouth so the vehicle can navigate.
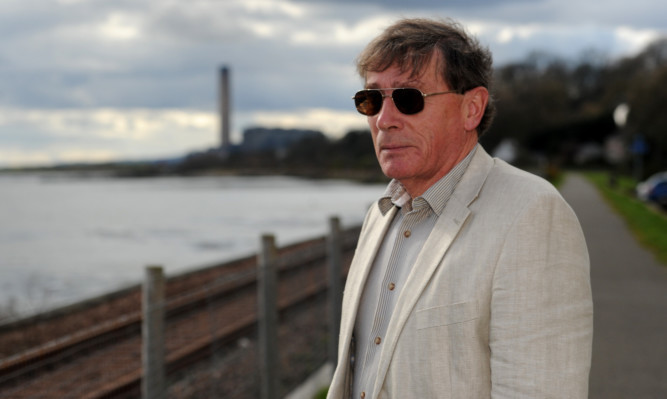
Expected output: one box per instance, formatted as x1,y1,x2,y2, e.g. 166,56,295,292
380,143,410,152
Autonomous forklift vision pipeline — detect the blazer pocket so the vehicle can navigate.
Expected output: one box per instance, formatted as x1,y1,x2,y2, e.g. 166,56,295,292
416,301,479,330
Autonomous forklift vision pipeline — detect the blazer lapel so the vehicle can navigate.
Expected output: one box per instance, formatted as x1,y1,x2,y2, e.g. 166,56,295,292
329,203,397,398
371,147,494,397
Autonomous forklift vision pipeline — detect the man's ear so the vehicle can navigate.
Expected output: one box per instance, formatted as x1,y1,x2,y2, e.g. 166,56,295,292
463,87,489,132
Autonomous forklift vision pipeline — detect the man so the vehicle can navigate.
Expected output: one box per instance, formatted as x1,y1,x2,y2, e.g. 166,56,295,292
327,18,593,398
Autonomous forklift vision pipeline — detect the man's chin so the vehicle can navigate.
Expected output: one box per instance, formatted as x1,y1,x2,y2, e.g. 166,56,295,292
380,163,412,182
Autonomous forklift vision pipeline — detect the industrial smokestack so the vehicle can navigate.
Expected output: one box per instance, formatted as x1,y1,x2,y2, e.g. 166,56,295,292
219,66,231,149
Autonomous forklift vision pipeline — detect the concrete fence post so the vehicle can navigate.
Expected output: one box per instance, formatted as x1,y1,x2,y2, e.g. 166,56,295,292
327,216,343,368
142,265,166,399
258,234,279,399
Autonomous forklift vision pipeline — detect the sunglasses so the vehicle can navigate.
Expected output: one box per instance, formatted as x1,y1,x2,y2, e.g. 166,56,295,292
353,87,459,116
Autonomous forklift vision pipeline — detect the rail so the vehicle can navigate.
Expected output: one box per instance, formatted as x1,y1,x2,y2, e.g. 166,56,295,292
0,224,361,398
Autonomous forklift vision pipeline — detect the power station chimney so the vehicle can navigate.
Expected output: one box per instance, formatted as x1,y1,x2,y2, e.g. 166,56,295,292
219,66,231,149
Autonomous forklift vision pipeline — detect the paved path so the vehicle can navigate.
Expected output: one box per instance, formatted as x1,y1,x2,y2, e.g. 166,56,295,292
559,174,667,399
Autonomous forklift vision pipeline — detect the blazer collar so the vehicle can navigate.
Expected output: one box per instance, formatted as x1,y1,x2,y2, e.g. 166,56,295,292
450,145,494,208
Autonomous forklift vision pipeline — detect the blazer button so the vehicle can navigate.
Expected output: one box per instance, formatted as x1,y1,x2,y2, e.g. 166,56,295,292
388,282,395,291
404,230,411,237
361,392,366,399
375,336,381,345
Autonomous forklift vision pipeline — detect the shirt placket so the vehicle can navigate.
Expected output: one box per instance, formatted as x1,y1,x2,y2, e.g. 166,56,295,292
357,200,431,398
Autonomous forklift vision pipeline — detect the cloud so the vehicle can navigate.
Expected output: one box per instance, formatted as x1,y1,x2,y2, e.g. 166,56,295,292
289,16,392,46
1,0,667,166
0,107,218,167
472,22,664,64
291,0,537,9
0,105,370,167
614,26,662,54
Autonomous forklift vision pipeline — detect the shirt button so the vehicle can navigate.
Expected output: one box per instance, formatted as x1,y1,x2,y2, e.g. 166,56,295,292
404,230,411,238
375,336,382,345
361,392,366,399
388,282,395,291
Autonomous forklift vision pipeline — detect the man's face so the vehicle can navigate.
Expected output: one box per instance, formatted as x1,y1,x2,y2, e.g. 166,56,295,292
365,54,478,197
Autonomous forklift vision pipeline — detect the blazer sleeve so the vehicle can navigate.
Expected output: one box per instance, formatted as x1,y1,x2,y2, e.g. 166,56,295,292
489,191,593,398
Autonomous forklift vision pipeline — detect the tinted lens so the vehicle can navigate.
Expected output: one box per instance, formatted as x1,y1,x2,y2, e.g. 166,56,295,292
392,88,424,115
354,90,382,116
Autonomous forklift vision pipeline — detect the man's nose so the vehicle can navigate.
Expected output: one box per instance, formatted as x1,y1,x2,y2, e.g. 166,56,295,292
375,95,403,130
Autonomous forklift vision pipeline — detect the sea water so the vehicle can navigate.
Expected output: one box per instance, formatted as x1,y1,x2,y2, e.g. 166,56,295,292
0,172,385,318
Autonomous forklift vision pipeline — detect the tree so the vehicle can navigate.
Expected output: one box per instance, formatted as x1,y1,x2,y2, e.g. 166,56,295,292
627,64,667,175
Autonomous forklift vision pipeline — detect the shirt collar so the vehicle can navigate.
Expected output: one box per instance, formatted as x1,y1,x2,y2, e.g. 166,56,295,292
377,145,478,216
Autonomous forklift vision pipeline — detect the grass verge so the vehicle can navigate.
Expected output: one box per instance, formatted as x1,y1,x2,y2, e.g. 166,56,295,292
314,386,328,399
583,172,667,266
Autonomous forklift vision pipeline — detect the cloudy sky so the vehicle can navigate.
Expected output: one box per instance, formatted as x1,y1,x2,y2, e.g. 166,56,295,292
1,0,665,168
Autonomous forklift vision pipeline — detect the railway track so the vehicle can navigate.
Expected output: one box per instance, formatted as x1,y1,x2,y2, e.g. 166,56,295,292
0,226,360,398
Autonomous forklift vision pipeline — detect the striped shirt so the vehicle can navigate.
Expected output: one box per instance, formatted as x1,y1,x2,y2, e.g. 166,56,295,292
352,145,477,399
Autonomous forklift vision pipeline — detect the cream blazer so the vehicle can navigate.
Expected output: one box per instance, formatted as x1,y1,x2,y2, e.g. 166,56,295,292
327,147,593,399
